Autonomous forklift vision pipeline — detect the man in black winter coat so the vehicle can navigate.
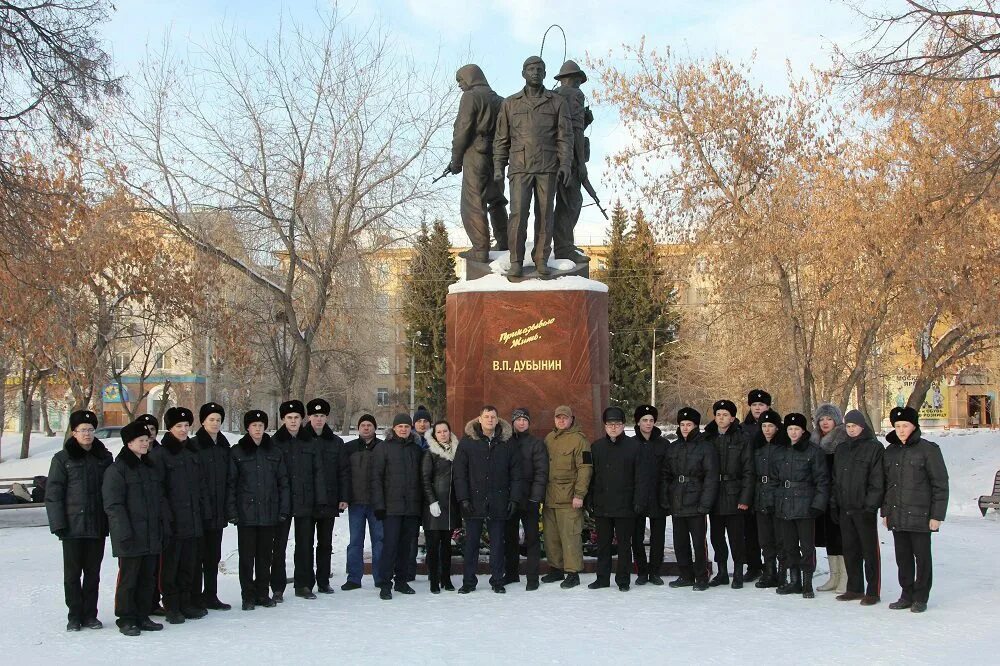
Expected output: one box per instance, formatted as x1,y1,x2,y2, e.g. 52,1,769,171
587,407,646,592
454,405,523,594
305,398,351,594
45,410,113,631
191,401,231,611
705,399,753,588
740,388,772,580
371,414,424,600
832,409,885,605
103,421,166,636
271,399,327,601
227,410,291,610
503,408,548,590
883,407,949,613
342,415,384,591
632,404,669,586
661,407,719,590
149,406,209,624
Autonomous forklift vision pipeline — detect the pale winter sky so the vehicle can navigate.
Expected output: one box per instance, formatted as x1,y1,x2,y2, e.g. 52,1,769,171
99,0,881,246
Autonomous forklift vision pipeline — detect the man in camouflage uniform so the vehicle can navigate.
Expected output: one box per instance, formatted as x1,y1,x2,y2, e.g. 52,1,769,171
443,64,509,261
493,56,573,278
541,405,593,589
552,60,592,263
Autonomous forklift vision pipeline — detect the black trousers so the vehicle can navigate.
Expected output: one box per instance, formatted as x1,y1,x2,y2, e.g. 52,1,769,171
744,510,763,571
672,515,709,581
196,528,224,602
596,516,635,585
504,502,541,579
115,555,157,626
463,517,506,587
781,518,817,572
631,515,666,577
270,517,292,593
841,511,880,597
893,530,933,603
314,516,336,587
293,515,317,589
405,526,419,582
425,529,453,583
380,515,420,587
238,525,275,602
710,512,746,572
61,538,105,622
161,536,198,611
757,511,785,567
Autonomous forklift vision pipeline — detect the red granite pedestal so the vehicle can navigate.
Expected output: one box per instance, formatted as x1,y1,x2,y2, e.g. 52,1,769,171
446,280,610,442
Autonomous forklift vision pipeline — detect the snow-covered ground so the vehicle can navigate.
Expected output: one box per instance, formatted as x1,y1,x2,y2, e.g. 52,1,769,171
1,429,998,663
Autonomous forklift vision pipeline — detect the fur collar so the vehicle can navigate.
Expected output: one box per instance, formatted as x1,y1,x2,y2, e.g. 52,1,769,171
64,436,110,460
275,425,311,442
161,431,189,454
117,447,153,468
703,420,742,437
674,428,702,443
464,417,512,442
754,427,790,450
811,423,849,454
238,432,274,453
309,424,343,442
428,433,460,461
195,427,230,450
636,426,663,442
790,436,811,452
886,425,923,447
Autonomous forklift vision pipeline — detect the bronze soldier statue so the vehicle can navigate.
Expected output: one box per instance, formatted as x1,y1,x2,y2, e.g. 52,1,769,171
493,56,573,277
443,65,509,262
552,60,592,263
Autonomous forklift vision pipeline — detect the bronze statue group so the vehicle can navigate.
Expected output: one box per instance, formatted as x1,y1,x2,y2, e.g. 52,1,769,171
46,389,950,637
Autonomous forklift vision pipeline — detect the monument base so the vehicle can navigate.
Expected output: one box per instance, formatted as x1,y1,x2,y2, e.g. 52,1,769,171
446,275,609,442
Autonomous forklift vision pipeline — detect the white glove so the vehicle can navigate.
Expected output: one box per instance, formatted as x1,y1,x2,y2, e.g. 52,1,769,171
429,501,441,518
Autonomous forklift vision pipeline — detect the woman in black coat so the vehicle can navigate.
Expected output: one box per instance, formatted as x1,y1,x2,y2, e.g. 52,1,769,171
775,412,829,599
421,420,460,593
103,421,166,636
883,407,948,613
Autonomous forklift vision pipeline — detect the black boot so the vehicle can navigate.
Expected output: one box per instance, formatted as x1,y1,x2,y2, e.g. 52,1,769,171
649,574,664,586
442,578,455,592
560,573,580,589
526,576,539,591
709,569,729,587
755,561,776,589
693,577,710,591
743,565,762,583
429,575,440,594
669,577,695,588
776,566,788,589
777,568,802,595
588,577,611,590
802,571,815,599
635,572,649,586
541,569,565,583
731,572,744,589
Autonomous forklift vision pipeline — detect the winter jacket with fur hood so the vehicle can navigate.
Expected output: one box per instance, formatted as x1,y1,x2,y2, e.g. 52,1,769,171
752,427,788,514
149,433,209,539
703,420,753,514
882,425,949,533
636,426,670,518
103,447,165,557
454,418,523,519
226,433,290,527
773,431,830,521
830,420,885,515
273,425,328,517
371,432,423,517
660,429,719,516
46,437,113,539
421,433,461,531
192,427,231,531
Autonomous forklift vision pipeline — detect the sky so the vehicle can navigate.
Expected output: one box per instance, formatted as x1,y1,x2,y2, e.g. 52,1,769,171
98,0,881,246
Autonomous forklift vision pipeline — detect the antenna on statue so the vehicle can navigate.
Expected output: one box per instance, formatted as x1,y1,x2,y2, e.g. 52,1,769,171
539,24,567,67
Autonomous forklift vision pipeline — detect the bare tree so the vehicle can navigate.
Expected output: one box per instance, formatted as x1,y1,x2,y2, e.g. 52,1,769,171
107,11,453,399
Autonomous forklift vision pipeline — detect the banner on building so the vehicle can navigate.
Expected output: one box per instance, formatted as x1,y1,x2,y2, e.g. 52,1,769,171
884,375,949,420
102,384,129,404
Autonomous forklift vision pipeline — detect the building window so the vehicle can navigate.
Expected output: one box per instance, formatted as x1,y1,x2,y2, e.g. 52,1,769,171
153,351,166,370
376,388,389,406
377,356,390,375
113,353,128,372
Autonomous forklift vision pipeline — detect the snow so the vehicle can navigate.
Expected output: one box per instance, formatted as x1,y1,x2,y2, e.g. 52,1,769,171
2,429,999,663
448,273,608,294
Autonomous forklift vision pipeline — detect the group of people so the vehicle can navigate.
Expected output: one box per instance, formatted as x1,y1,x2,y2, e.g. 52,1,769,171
46,389,950,638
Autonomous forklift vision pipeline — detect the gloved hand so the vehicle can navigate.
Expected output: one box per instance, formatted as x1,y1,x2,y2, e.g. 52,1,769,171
506,501,518,519
429,501,442,518
460,500,474,518
374,509,386,521
810,507,824,518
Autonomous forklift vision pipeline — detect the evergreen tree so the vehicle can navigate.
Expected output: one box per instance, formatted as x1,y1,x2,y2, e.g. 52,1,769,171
598,203,679,412
402,219,456,418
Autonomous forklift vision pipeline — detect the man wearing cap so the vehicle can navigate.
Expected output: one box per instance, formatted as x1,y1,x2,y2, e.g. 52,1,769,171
587,407,646,591
46,410,113,631
704,399,753,589
342,414,384,590
552,59,592,263
741,389,772,581
454,405,523,594
883,407,949,613
372,413,424,599
541,405,592,588
227,410,290,610
831,409,885,605
661,407,718,590
493,55,573,277
103,421,165,635
306,398,351,594
149,406,208,624
405,405,433,583
271,399,327,601
443,64,508,259
191,402,231,611
633,404,669,585
136,413,160,447
750,408,788,589
503,407,549,590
